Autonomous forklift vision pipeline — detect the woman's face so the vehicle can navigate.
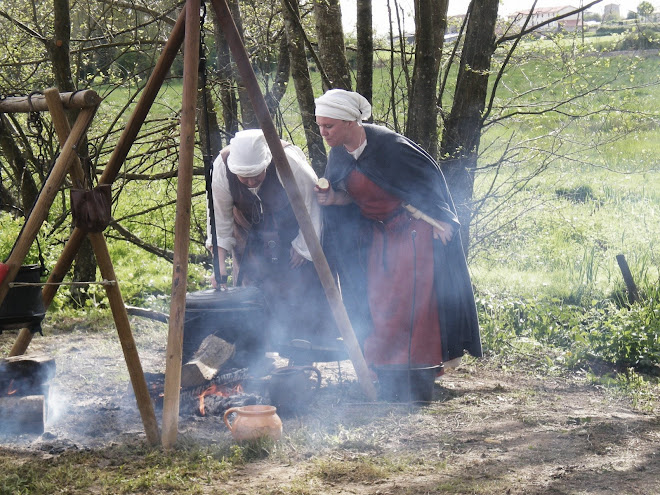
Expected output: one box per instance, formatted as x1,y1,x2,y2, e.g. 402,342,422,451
316,116,354,148
237,170,267,189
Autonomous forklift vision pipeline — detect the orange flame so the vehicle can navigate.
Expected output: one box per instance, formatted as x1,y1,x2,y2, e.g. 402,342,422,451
198,383,244,416
7,379,17,395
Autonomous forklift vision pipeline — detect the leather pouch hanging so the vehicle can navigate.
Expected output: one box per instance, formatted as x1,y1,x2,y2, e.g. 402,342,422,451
70,184,112,233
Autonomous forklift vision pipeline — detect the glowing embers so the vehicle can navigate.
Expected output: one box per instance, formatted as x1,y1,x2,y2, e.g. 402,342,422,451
197,382,245,416
142,367,264,418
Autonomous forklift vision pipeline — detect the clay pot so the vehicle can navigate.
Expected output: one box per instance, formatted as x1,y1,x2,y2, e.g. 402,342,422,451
223,405,282,442
267,365,321,416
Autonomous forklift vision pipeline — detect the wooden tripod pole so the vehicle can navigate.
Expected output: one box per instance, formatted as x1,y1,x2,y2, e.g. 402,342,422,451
42,88,161,446
161,0,200,449
210,0,377,401
9,8,187,358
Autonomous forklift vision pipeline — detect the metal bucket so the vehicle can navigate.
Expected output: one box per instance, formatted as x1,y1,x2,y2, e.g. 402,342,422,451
374,364,442,403
0,264,46,333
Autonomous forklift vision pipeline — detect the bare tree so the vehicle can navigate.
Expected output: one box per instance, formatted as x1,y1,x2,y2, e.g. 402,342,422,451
405,0,448,156
313,0,352,91
439,0,499,252
281,0,327,174
356,0,373,104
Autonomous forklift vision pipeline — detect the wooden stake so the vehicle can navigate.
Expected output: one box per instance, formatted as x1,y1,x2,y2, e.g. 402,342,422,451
162,0,201,449
210,0,377,401
616,254,639,304
89,233,161,444
101,7,187,186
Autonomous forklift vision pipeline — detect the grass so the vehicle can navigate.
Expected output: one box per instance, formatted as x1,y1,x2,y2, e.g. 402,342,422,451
0,442,236,495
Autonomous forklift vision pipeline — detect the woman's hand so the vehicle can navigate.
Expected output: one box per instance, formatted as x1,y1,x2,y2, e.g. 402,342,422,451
289,247,308,269
433,221,455,246
315,179,352,206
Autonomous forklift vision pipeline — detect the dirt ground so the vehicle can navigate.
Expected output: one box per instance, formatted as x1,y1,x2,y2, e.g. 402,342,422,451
1,316,658,494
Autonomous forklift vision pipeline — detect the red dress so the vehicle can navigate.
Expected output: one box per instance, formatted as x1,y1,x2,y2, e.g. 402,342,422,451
346,170,443,368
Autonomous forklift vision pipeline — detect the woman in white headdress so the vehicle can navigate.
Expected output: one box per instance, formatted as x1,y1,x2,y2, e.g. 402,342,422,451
314,89,481,378
205,129,337,352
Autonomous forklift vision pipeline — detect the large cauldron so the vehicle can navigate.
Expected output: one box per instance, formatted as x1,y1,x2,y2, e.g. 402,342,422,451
182,287,267,366
0,264,46,333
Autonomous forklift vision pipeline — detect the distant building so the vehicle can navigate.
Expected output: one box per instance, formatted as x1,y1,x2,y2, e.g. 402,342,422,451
507,5,583,31
603,3,621,19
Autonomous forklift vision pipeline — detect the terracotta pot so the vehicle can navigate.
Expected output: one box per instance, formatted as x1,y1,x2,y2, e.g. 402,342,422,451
268,365,321,416
223,405,282,442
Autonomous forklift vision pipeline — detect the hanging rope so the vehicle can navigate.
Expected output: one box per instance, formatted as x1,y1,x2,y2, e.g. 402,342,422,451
8,279,116,288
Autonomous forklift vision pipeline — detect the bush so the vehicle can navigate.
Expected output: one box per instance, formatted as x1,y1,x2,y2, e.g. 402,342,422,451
476,283,660,373
616,28,660,50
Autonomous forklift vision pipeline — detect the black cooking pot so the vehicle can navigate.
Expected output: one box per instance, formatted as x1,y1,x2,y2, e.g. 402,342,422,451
182,287,267,365
374,364,443,403
0,264,46,333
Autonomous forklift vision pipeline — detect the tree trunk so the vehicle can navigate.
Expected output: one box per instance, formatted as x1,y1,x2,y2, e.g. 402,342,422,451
211,5,239,143
49,0,97,300
356,0,373,105
266,34,291,116
406,0,448,156
48,0,74,93
0,114,39,214
228,0,258,129
440,0,498,255
281,0,327,175
313,0,352,91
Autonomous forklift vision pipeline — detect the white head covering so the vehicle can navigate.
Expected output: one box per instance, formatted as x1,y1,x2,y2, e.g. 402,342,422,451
315,89,372,122
227,129,272,177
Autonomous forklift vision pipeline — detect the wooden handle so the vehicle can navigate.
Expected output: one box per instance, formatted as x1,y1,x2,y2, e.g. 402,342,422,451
223,407,238,431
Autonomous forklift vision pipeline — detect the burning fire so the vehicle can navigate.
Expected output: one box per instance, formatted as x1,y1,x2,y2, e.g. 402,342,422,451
198,383,243,416
7,379,17,395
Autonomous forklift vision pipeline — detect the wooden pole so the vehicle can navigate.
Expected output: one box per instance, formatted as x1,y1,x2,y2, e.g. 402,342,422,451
0,90,101,113
0,106,96,309
89,232,161,445
40,88,160,445
616,254,640,304
210,0,377,401
9,8,188,357
162,0,200,449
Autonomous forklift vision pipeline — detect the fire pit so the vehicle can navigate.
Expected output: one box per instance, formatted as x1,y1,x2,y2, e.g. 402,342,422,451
142,367,265,418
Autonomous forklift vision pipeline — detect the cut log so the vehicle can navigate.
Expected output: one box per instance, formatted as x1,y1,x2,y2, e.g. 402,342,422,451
0,395,45,434
180,335,235,388
125,305,169,323
0,354,56,394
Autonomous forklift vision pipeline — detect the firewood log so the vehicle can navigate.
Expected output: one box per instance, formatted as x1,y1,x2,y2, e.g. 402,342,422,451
0,354,56,393
180,335,235,388
0,395,45,434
